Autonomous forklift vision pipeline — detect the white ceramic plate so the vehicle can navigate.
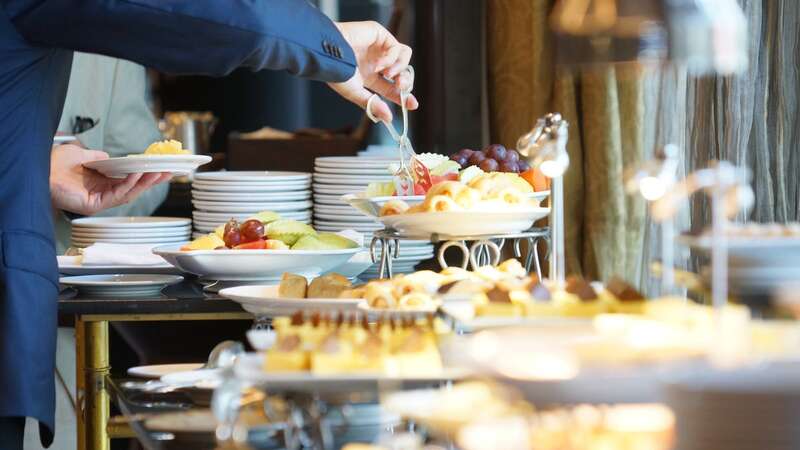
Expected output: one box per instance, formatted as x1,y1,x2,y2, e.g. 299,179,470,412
314,220,383,229
84,155,211,178
314,166,390,175
314,196,348,206
314,213,376,223
59,274,183,297
191,181,311,192
314,157,395,168
314,174,393,184
192,210,311,222
153,244,361,282
128,363,204,379
194,171,310,182
192,199,312,213
57,255,178,275
313,184,367,195
72,229,190,238
71,217,191,229
219,285,366,316
379,208,550,237
72,238,188,247
191,190,310,202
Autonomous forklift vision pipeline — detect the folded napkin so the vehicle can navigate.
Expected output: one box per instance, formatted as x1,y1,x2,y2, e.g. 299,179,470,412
81,243,166,266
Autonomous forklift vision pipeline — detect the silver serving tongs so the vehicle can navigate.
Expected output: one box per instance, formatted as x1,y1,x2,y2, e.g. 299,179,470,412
366,66,417,196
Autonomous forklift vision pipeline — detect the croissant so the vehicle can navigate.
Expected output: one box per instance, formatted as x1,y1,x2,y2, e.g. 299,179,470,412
380,199,410,217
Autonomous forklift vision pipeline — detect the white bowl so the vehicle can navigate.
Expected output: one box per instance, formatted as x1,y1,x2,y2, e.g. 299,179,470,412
153,244,361,282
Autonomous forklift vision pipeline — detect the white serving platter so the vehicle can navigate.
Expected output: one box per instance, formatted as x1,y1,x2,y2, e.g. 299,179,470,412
379,208,549,237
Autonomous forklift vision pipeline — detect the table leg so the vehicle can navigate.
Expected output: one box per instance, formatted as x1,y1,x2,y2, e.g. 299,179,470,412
76,318,110,450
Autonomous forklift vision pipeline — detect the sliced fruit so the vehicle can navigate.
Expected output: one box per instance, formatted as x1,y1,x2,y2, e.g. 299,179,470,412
316,233,359,249
366,181,395,197
520,168,550,191
249,210,281,225
266,219,317,246
213,224,225,239
181,233,225,251
290,235,325,250
265,239,290,250
234,239,267,250
430,160,461,176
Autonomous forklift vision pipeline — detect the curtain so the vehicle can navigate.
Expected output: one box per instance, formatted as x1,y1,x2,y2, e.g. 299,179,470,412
486,0,800,288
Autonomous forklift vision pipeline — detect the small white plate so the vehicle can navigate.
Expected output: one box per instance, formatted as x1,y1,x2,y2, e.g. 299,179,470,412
314,174,393,184
153,245,361,282
192,211,311,224
191,181,311,192
71,227,192,238
160,368,222,385
315,220,383,229
379,209,550,237
219,285,366,316
192,199,313,213
57,256,178,275
72,236,188,244
314,212,376,223
194,171,310,182
60,274,183,297
314,166,390,175
128,363,204,379
313,184,366,195
314,157,394,168
191,190,310,202
71,217,191,229
84,155,211,178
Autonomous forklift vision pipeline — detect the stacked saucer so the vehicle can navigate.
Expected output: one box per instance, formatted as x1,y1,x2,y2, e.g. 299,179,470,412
192,171,312,236
70,217,191,248
313,156,434,278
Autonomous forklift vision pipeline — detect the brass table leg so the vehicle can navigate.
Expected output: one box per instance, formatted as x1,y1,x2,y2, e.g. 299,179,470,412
76,318,110,450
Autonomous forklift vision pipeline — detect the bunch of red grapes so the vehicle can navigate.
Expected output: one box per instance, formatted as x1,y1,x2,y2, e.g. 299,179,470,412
450,144,530,173
222,218,264,249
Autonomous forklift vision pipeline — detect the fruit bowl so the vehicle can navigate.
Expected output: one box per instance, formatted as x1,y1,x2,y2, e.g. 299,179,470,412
153,244,362,283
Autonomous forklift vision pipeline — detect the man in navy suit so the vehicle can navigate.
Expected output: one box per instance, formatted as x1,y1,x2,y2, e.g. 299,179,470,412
0,1,417,448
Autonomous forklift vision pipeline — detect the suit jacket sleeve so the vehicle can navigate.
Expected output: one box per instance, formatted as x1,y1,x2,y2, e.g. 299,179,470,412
1,0,356,82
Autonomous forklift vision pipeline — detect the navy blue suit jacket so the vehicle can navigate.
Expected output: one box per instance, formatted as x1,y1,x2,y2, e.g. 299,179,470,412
0,0,355,445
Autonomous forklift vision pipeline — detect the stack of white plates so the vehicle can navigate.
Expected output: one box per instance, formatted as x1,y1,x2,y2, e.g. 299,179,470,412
314,157,434,278
191,171,312,236
70,217,191,248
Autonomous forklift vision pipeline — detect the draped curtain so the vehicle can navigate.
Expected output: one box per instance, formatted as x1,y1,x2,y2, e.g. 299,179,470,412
486,0,800,289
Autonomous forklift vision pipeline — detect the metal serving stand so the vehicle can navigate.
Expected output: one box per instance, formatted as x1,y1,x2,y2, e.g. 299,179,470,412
369,227,550,280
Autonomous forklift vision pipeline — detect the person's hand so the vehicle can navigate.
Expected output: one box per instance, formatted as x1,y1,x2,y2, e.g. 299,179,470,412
50,144,172,215
327,21,418,123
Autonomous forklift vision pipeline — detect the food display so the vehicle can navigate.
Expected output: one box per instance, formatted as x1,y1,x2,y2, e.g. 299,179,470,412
180,210,359,251
135,139,190,156
264,312,443,376
364,149,549,198
383,381,674,450
379,174,538,217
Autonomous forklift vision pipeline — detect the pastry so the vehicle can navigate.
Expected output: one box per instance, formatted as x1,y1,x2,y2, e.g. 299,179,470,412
140,139,189,155
307,273,351,298
379,199,410,217
264,333,309,372
278,273,308,299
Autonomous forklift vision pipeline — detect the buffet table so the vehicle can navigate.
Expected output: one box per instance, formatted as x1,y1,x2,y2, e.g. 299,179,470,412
59,280,251,450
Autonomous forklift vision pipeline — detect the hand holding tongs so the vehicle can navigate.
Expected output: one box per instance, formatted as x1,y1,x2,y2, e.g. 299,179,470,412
366,66,417,196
